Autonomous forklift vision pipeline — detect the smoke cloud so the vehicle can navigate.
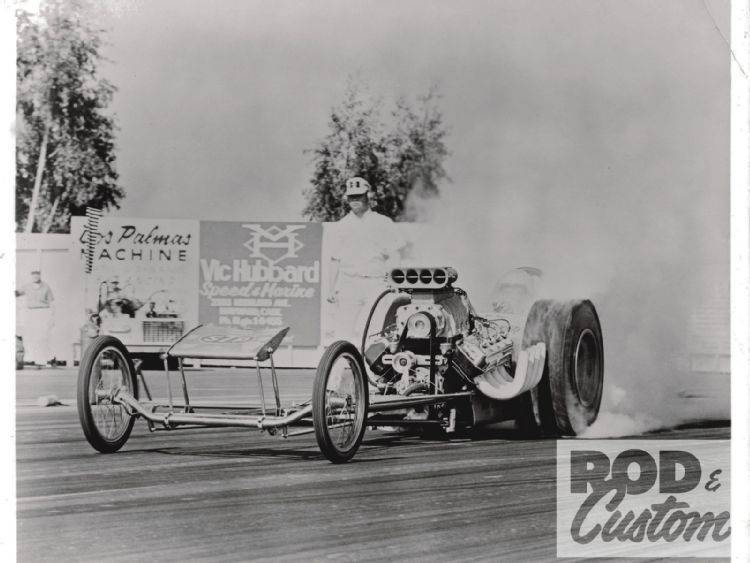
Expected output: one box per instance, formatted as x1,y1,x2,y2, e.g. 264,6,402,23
405,128,730,436
383,3,731,439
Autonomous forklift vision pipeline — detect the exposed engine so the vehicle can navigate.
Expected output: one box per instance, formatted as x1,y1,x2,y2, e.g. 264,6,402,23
363,267,541,401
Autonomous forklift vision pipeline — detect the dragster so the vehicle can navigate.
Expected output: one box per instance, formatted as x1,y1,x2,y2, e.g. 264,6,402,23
77,266,604,463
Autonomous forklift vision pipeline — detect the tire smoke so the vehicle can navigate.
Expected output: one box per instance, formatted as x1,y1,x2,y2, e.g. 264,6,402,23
403,175,729,436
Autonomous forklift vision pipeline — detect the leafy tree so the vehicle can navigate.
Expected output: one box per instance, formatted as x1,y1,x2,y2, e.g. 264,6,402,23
16,0,123,233
303,81,449,221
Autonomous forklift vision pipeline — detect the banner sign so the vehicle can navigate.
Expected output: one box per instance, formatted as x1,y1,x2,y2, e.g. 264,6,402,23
199,221,323,346
71,217,201,343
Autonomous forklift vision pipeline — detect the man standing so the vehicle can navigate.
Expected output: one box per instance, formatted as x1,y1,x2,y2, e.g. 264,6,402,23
16,270,55,366
326,177,409,343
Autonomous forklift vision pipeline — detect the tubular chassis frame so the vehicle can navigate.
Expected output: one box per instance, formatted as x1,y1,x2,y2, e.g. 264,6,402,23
96,324,473,444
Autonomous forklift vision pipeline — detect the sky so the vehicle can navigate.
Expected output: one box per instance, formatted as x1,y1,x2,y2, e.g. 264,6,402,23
89,0,729,229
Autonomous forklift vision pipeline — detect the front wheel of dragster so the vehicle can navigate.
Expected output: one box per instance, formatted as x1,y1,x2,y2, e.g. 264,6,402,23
77,335,138,453
521,299,604,436
312,341,369,463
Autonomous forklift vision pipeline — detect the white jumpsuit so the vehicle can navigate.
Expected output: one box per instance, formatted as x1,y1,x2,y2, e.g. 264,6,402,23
18,281,55,364
327,210,408,344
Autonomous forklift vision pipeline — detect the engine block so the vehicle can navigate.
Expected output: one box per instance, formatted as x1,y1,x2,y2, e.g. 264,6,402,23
365,266,517,399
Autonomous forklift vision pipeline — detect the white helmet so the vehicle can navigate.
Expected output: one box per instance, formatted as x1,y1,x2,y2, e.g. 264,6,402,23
345,177,371,196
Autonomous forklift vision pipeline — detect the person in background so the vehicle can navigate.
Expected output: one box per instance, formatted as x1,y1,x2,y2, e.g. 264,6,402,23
98,298,132,335
145,301,158,318
100,299,126,320
326,177,410,343
107,277,122,301
15,270,55,366
79,310,100,358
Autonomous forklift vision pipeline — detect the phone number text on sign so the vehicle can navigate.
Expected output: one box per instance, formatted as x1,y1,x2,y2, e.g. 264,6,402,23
198,222,323,346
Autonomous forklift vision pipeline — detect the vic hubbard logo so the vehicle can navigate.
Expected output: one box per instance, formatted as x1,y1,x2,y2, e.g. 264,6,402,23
242,224,305,266
200,223,320,285
556,440,730,558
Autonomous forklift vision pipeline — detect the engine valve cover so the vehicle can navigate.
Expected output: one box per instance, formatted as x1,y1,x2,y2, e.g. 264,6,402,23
452,333,513,380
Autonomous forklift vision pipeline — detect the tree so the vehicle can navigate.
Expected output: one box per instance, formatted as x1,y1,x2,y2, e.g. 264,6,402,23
16,0,123,233
303,81,449,222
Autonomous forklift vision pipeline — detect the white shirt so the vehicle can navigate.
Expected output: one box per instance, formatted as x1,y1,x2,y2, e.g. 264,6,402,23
19,281,54,309
331,210,408,277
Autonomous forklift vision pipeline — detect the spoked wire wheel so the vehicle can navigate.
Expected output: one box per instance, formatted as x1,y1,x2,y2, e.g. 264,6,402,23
77,336,138,453
312,341,369,463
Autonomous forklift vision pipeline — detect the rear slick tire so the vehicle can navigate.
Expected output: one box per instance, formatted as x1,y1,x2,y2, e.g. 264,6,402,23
520,299,604,436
